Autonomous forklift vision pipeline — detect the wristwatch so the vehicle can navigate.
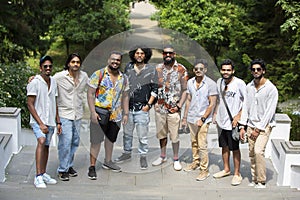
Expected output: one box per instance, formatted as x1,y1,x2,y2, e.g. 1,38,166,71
200,117,206,122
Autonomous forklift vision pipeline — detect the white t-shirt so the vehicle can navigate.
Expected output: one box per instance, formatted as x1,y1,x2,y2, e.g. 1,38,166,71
216,77,246,130
27,75,58,126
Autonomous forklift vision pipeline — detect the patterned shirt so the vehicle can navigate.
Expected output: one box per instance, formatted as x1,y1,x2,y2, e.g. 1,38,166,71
156,61,188,114
125,63,158,111
87,67,129,122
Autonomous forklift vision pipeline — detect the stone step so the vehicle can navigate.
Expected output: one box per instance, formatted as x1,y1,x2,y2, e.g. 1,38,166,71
0,133,12,150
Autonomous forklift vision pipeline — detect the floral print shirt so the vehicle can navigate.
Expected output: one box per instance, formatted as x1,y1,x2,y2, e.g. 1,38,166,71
88,67,129,122
156,61,188,114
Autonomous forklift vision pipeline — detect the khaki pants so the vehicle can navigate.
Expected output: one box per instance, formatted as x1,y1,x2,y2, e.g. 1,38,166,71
248,126,272,183
188,123,210,171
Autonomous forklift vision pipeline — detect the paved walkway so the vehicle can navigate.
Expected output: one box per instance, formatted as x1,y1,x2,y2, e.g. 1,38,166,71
0,2,299,200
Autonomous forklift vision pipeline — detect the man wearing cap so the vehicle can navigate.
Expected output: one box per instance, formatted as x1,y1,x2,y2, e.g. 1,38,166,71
27,55,61,188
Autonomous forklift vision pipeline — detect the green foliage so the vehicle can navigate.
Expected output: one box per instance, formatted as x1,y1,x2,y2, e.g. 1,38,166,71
49,0,130,56
0,62,36,128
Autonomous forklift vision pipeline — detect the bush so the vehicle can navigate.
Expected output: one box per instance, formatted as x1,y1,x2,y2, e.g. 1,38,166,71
0,62,36,128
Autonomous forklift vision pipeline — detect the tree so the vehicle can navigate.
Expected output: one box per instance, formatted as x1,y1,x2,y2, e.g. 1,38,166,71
49,0,130,56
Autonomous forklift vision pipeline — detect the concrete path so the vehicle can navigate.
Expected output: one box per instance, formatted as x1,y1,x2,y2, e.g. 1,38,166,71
0,2,299,200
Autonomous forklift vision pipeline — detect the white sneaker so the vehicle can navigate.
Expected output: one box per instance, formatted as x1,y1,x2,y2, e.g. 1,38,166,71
43,173,57,185
34,175,46,189
152,157,167,166
255,182,266,189
173,160,182,171
248,182,257,187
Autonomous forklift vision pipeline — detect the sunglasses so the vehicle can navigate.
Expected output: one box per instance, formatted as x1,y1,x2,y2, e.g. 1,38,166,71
251,68,262,72
43,65,53,69
162,51,174,56
194,67,205,71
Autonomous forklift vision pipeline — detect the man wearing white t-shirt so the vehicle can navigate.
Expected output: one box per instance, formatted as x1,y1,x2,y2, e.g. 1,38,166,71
27,55,62,188
213,59,246,186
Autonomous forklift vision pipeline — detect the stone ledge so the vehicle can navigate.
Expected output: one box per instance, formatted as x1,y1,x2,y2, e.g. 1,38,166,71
281,141,300,154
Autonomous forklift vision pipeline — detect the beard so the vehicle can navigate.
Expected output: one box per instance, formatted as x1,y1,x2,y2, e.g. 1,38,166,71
222,73,234,80
108,65,119,71
163,57,175,65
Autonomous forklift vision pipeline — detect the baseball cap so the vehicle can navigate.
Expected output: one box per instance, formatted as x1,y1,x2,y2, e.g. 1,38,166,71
40,55,53,66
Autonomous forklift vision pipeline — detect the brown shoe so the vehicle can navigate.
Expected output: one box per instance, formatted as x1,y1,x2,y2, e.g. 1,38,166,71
196,170,210,181
183,162,200,172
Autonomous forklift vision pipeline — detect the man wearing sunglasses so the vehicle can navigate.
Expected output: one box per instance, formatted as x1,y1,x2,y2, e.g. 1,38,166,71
181,59,217,181
152,45,188,171
27,55,61,188
213,59,246,186
53,53,89,181
239,59,278,189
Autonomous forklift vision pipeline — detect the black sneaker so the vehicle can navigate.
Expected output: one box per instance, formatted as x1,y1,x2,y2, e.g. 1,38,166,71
88,166,97,180
68,167,78,177
140,156,148,170
58,172,69,181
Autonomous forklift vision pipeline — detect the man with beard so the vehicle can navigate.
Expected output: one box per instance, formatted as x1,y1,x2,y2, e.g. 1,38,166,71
213,59,246,186
239,59,278,189
152,45,188,171
181,59,218,181
54,53,89,181
27,55,61,188
87,51,129,179
114,45,158,170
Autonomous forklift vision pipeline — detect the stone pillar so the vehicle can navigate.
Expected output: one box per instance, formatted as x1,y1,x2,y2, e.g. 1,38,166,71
0,107,21,154
278,141,300,186
265,113,291,158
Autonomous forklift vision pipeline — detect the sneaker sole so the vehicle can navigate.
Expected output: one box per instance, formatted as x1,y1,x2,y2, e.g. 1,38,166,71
114,158,131,164
69,173,78,177
102,165,121,172
58,177,69,181
88,176,97,180
152,160,167,166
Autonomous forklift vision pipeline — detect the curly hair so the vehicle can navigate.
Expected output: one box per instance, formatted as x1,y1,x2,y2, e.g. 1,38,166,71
128,45,152,64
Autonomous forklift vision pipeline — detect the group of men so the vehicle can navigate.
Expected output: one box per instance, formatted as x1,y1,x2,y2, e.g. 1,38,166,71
27,45,278,189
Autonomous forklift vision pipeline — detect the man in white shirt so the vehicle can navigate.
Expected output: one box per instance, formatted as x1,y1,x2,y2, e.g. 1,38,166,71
239,59,278,189
27,55,61,188
213,59,246,186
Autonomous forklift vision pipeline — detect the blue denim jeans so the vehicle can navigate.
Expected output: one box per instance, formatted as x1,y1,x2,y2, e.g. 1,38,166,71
123,110,150,155
31,122,55,146
57,118,81,172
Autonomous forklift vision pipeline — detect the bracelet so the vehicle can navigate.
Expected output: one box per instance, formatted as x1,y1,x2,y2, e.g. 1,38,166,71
123,113,129,116
201,117,206,122
147,103,152,108
56,122,62,125
182,117,187,119
176,105,181,111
